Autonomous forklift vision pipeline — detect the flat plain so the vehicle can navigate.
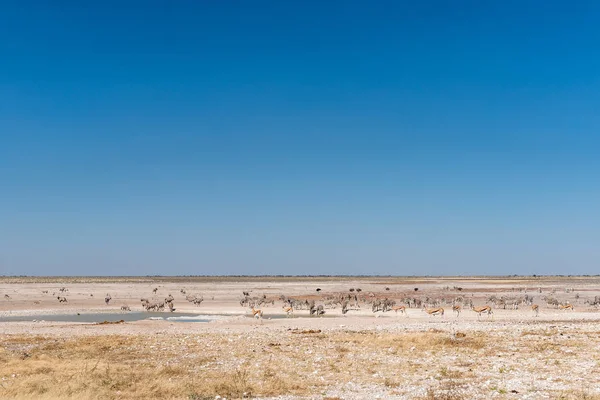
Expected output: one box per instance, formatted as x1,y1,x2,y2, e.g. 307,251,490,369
1,276,600,400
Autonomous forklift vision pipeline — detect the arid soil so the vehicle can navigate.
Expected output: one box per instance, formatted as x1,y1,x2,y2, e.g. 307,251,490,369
1,276,600,399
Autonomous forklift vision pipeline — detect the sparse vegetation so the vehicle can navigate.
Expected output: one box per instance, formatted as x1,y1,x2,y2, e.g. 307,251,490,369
0,326,596,399
2,275,600,399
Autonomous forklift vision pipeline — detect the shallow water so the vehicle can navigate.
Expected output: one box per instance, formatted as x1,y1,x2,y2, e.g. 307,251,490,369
0,311,341,323
0,312,221,323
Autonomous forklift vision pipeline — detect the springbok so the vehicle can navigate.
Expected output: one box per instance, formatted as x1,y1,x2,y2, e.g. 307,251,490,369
532,304,539,317
251,307,264,322
559,304,574,311
472,305,493,319
391,305,407,316
282,306,293,317
423,307,444,317
452,304,462,317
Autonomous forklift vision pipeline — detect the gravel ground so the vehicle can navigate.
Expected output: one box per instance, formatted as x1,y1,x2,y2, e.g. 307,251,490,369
1,276,599,399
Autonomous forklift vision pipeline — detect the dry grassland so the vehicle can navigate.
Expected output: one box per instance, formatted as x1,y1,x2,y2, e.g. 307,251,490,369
2,276,600,399
1,326,600,400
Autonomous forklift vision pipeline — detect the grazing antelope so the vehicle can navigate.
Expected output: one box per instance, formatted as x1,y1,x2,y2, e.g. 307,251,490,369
532,304,539,317
452,304,462,317
121,305,131,312
282,306,293,316
105,294,112,305
423,307,444,317
152,287,158,294
559,304,574,311
4,294,11,300
57,296,67,303
472,305,493,319
392,305,407,315
251,307,263,322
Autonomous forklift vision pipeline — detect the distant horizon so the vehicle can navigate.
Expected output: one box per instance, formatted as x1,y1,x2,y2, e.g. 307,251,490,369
2,2,599,276
1,274,597,278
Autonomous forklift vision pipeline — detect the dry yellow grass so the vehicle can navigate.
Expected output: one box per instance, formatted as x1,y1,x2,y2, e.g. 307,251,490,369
0,326,598,399
0,331,485,399
0,334,307,399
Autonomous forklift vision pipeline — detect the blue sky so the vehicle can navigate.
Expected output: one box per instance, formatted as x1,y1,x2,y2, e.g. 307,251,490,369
1,1,599,275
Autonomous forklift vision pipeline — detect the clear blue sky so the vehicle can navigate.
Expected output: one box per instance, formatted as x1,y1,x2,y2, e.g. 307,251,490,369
1,1,599,276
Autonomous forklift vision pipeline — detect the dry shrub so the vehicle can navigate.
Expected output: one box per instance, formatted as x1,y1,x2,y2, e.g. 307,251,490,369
435,336,485,350
531,341,561,352
345,331,486,352
260,373,305,396
420,377,467,400
211,367,253,398
557,390,600,400
521,329,558,337
187,366,305,399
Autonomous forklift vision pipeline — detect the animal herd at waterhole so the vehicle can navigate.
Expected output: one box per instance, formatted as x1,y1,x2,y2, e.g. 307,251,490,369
2,283,590,323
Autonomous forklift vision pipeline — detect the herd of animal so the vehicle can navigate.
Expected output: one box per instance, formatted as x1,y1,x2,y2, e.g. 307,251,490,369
0,284,581,322
241,288,578,321
2,286,189,314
